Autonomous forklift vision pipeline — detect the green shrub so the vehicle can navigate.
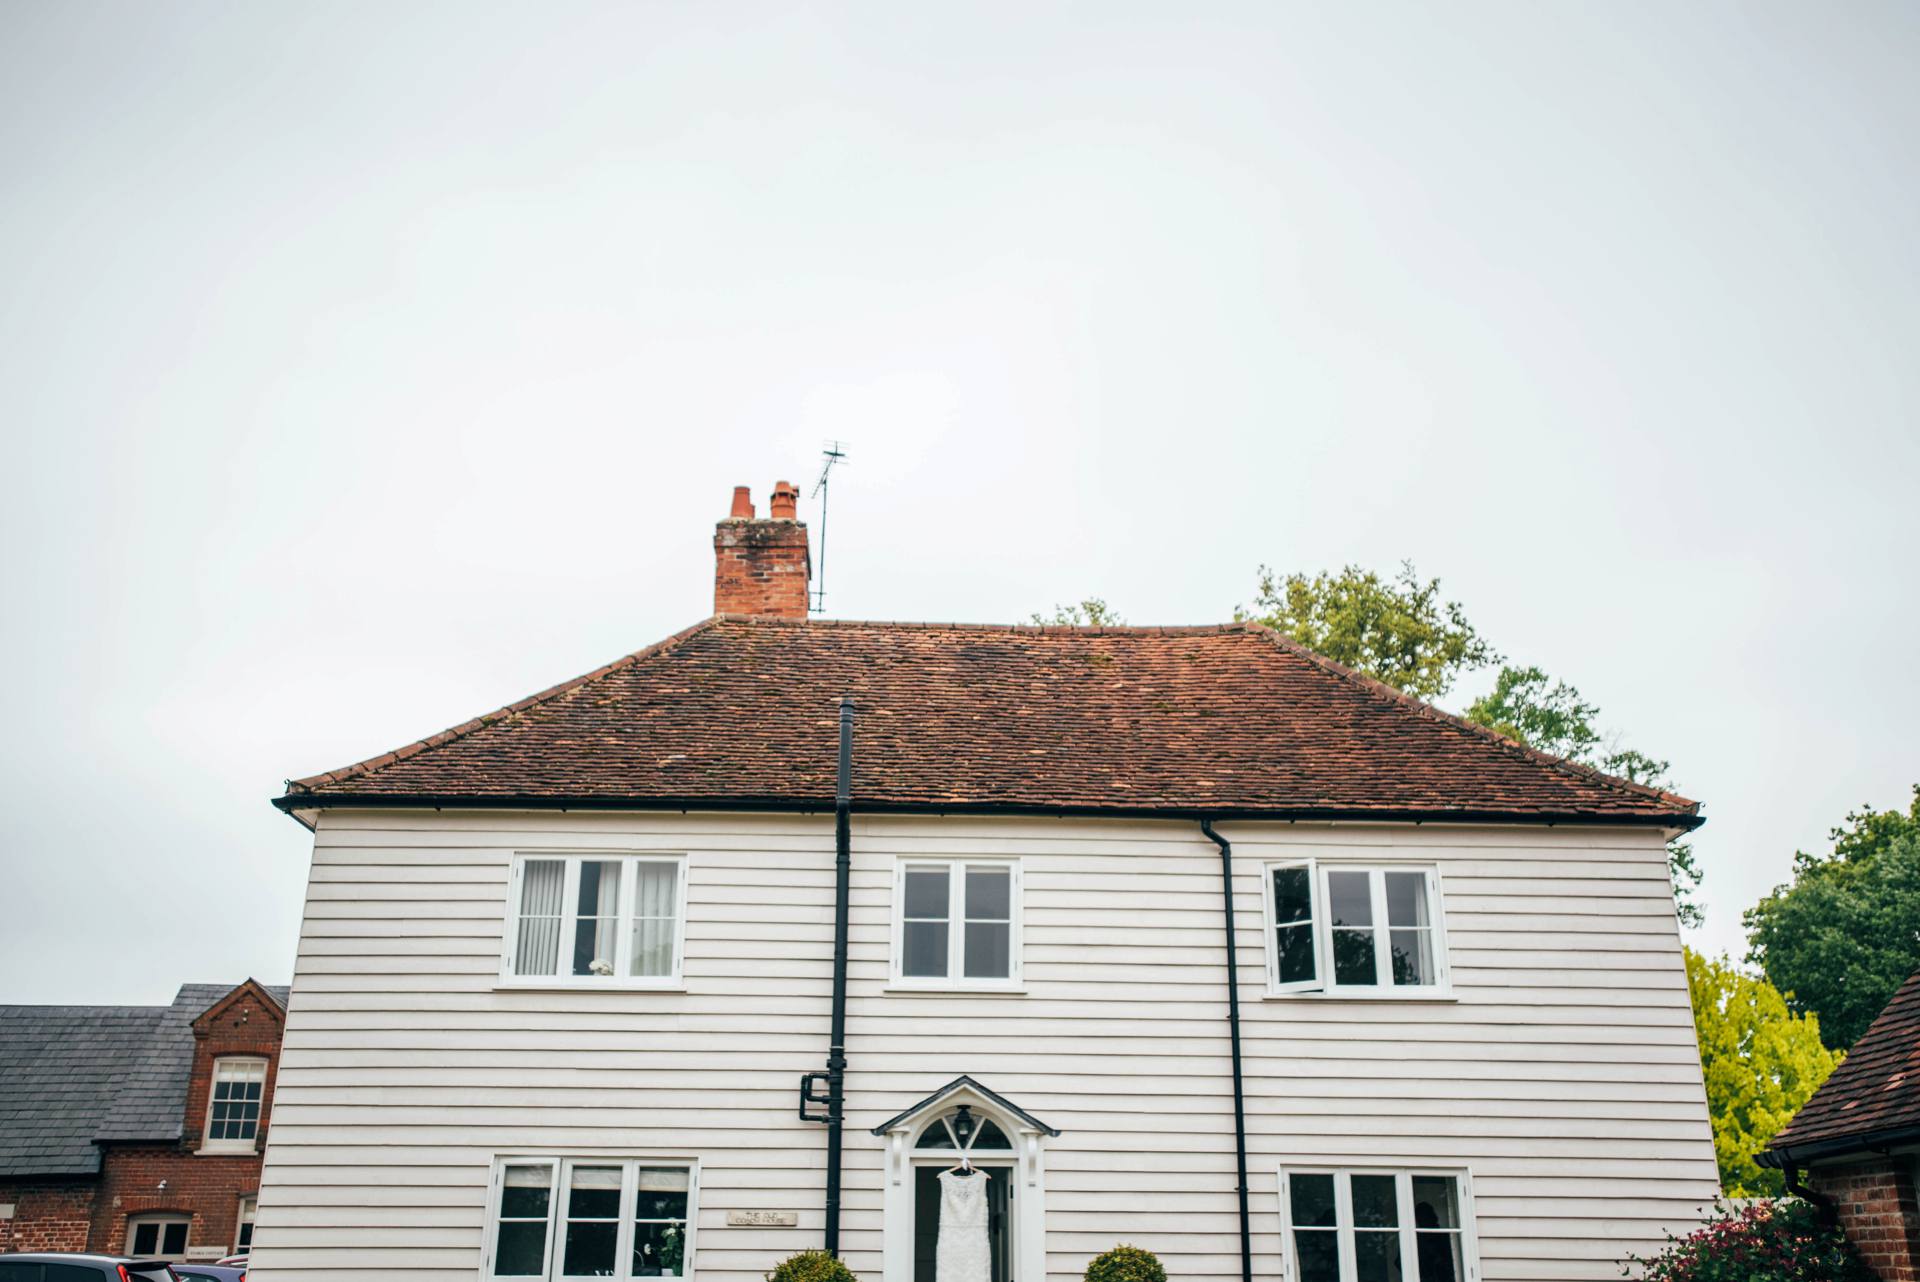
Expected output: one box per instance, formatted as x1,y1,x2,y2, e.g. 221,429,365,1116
1085,1244,1166,1282
1624,1198,1876,1281
766,1249,858,1282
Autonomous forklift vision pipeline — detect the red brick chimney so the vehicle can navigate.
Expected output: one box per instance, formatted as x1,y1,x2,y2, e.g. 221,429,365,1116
713,482,811,618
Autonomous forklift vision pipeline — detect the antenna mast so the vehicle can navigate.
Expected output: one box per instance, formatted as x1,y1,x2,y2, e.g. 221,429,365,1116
810,441,848,614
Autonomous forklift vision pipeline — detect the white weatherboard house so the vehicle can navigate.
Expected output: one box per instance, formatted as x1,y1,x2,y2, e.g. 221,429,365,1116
253,484,1716,1282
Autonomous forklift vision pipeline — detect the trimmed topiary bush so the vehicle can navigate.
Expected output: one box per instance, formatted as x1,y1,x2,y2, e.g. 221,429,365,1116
766,1249,859,1282
1085,1244,1166,1282
1623,1198,1876,1281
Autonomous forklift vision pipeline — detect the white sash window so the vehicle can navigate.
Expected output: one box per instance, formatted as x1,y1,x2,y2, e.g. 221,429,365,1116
890,860,1022,989
504,855,687,988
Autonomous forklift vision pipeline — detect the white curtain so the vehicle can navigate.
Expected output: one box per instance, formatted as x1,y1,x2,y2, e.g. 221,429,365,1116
631,863,678,977
515,860,565,975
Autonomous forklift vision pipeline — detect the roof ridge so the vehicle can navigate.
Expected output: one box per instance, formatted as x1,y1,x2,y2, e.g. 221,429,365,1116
1234,621,1700,815
285,617,725,793
720,615,1247,636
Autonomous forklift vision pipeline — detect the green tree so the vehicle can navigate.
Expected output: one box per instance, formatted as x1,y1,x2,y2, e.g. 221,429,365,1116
1032,597,1125,627
1465,666,1704,928
1685,948,1842,1196
1240,561,1500,700
1745,798,1920,1050
1463,665,1603,762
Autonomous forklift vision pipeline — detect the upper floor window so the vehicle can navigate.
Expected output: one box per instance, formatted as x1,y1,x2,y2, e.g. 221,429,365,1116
1264,862,1448,995
1281,1168,1476,1282
486,1157,695,1280
204,1056,267,1152
128,1213,191,1257
891,860,1021,988
505,855,686,987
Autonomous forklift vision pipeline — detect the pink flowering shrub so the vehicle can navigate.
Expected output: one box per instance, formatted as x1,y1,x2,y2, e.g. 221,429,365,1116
1624,1198,1876,1281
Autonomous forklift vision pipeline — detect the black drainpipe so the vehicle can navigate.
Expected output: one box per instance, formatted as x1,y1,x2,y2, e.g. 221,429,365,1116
824,696,854,1255
1201,819,1254,1282
1781,1161,1839,1226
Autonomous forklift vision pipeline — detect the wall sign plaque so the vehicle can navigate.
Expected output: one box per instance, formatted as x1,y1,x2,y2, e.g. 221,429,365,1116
726,1210,799,1227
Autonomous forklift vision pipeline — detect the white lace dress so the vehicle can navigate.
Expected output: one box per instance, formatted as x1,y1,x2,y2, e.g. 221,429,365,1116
936,1169,991,1282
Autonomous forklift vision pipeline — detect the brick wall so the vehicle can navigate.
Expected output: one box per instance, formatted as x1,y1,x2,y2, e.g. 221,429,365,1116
1813,1155,1920,1282
713,495,810,619
89,984,283,1257
0,1179,96,1253
91,1143,259,1256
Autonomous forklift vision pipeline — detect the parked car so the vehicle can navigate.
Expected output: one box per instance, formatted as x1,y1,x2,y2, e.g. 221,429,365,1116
169,1266,244,1282
0,1256,179,1281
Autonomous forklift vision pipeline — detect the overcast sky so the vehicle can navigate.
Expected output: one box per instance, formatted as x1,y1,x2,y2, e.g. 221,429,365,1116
3,2,1915,1004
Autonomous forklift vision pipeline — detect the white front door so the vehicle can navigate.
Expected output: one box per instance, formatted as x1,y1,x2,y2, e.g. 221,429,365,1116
880,1096,1047,1282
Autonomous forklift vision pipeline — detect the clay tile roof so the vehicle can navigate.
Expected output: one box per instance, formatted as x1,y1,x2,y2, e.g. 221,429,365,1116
278,618,1698,826
1766,970,1920,1162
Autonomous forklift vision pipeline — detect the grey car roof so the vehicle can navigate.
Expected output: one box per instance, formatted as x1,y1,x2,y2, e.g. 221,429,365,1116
0,982,287,1178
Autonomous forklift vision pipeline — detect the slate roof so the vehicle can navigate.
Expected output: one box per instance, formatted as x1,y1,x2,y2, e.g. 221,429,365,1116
0,982,288,1178
1765,969,1920,1164
278,618,1699,827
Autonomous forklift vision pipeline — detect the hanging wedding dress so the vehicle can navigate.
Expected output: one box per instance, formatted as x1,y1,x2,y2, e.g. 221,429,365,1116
936,1169,991,1282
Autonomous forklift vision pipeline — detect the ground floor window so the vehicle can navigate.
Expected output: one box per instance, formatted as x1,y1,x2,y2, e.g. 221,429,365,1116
128,1213,191,1257
487,1157,696,1280
1280,1168,1475,1282
234,1194,257,1254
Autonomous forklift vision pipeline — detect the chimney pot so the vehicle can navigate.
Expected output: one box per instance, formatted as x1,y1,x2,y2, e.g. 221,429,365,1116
714,480,811,618
770,480,800,520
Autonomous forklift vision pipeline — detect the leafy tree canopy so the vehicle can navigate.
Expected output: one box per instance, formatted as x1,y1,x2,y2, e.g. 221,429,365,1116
1239,561,1500,701
1685,949,1842,1195
1744,800,1920,1050
1032,597,1125,627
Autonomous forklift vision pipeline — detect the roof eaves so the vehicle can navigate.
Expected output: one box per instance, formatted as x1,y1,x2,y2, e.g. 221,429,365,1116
1758,1122,1920,1168
269,792,1702,829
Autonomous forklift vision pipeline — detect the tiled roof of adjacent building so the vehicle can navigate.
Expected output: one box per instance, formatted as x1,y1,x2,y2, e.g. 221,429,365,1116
1765,970,1920,1163
277,618,1699,827
0,982,288,1178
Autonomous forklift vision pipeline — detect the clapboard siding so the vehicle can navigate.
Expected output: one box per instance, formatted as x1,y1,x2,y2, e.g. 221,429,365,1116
250,811,1715,1282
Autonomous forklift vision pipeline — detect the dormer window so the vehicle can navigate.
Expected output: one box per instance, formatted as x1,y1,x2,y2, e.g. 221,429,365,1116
203,1057,267,1153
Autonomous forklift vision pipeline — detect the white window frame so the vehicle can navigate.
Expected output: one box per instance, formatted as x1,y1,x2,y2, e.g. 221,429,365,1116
201,1055,269,1153
234,1193,257,1255
888,859,1023,991
482,1156,699,1282
127,1212,192,1258
500,853,689,990
1261,861,1451,998
1277,1165,1480,1282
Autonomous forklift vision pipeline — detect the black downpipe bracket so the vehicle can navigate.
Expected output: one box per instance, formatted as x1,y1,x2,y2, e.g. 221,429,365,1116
824,697,855,1255
1201,820,1254,1282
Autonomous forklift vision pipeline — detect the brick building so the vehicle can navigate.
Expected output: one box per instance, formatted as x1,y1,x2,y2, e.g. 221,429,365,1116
0,980,286,1263
1762,969,1920,1281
